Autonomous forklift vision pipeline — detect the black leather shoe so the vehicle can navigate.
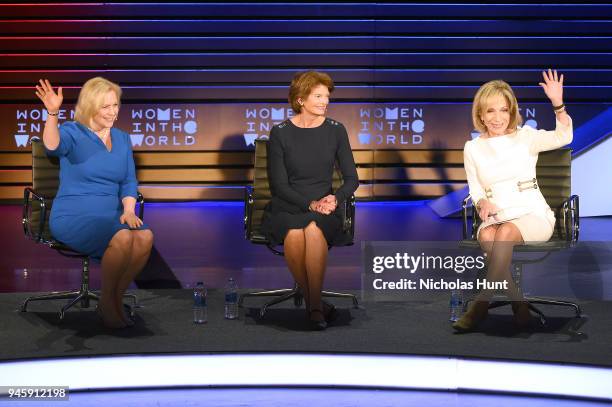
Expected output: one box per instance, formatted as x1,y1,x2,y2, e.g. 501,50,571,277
122,304,135,327
322,300,339,323
308,309,328,331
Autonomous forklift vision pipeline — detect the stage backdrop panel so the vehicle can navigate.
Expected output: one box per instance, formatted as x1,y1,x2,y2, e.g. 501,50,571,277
2,102,571,152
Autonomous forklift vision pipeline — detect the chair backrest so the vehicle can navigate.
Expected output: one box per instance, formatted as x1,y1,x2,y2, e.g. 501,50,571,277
536,148,571,240
28,138,60,241
248,138,344,242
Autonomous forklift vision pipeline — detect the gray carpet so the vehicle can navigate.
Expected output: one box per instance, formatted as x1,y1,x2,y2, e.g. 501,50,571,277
1,290,610,367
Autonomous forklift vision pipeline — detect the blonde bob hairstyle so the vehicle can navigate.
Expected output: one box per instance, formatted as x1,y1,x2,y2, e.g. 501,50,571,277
472,79,522,134
74,77,122,125
288,70,335,114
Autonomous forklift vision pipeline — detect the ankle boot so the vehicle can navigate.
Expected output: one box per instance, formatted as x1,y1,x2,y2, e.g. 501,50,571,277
452,301,489,332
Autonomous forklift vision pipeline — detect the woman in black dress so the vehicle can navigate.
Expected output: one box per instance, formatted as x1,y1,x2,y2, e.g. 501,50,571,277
261,71,359,330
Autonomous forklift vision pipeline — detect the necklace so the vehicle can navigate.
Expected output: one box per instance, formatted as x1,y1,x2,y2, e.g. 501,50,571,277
88,126,110,141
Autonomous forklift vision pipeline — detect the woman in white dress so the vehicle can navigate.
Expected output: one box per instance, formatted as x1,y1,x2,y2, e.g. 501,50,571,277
453,70,572,332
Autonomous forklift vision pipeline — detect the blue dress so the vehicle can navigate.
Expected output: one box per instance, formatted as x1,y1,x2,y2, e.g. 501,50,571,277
47,121,149,261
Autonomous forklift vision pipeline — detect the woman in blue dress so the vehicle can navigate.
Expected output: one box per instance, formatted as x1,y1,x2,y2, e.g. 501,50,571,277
35,77,154,329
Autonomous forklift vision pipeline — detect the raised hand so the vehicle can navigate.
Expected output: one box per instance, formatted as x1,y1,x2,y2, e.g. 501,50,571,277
34,79,63,113
538,69,564,106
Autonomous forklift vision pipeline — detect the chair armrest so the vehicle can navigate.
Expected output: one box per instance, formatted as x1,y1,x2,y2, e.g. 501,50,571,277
461,194,481,241
244,185,254,239
461,195,471,240
561,194,579,243
342,194,356,236
22,187,48,243
137,191,145,220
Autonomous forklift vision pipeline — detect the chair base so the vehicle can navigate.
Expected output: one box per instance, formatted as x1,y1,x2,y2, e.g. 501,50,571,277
21,290,140,320
239,284,360,319
468,297,583,325
21,289,99,320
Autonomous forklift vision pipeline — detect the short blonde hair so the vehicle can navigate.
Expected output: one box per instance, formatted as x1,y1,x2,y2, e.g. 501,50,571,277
74,77,122,125
288,70,335,114
471,80,522,134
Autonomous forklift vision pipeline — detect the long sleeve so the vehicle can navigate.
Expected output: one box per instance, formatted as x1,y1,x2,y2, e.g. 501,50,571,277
463,141,486,206
333,124,359,205
119,133,138,199
268,126,311,211
527,116,573,154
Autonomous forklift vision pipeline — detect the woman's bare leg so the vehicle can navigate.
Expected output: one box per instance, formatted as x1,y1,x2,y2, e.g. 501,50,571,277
488,223,524,301
478,224,499,258
114,229,154,323
303,221,328,321
284,228,310,308
99,229,133,328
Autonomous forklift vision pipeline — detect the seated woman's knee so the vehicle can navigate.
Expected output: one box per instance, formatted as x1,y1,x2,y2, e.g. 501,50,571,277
111,229,134,248
304,221,322,234
494,223,522,242
304,222,328,247
133,229,154,248
478,228,496,253
285,228,304,242
479,226,497,243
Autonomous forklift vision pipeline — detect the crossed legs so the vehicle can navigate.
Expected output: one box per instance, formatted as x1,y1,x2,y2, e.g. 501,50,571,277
477,222,524,301
283,221,329,322
98,229,154,328
453,222,525,332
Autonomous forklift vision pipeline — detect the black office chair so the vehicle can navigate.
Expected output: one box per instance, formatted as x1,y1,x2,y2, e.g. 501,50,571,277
240,138,359,318
21,138,142,320
460,148,581,323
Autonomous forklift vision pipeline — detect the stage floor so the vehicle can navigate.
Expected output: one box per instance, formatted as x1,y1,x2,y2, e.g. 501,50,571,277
1,288,610,367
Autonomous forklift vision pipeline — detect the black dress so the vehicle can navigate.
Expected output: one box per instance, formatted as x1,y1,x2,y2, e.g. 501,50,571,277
261,118,359,246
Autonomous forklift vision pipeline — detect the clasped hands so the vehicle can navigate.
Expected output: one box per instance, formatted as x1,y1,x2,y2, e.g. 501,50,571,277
120,211,144,229
309,194,337,215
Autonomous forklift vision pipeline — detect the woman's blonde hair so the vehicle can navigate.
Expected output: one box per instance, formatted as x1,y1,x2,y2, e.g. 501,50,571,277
74,77,122,124
471,80,522,134
288,70,335,114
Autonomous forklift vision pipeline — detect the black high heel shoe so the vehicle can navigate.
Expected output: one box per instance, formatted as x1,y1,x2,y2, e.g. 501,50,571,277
122,304,135,327
308,309,328,331
322,300,338,323
95,305,127,329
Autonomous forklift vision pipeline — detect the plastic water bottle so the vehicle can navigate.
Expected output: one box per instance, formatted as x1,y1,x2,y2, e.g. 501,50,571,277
449,289,463,322
224,278,239,320
193,282,207,324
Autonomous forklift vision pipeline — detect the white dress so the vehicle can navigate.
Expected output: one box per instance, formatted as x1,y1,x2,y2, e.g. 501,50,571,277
464,118,573,242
